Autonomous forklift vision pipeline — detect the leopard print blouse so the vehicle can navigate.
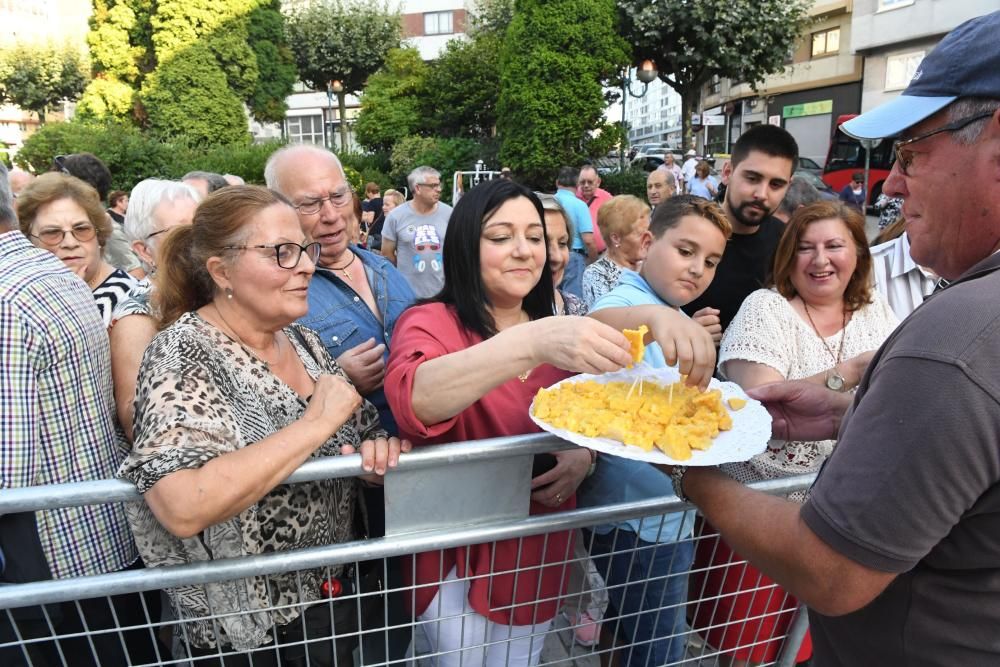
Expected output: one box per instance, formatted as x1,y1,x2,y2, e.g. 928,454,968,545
119,311,385,650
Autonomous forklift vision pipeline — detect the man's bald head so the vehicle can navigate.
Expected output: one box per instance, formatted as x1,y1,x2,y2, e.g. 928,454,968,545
264,145,346,196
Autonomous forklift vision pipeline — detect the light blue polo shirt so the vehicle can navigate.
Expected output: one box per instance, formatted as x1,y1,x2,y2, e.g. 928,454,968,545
554,188,593,251
577,269,696,543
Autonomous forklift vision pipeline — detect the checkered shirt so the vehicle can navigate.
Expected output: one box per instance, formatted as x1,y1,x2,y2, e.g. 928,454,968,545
0,231,137,579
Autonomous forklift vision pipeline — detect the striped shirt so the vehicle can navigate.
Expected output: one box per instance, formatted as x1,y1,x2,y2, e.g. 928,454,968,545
869,232,937,321
0,231,137,579
93,267,139,327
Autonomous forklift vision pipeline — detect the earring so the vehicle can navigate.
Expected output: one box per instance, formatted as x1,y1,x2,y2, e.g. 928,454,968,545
225,288,234,300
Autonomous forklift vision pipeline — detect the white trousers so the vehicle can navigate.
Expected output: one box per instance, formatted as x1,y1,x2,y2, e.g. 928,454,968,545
414,566,552,667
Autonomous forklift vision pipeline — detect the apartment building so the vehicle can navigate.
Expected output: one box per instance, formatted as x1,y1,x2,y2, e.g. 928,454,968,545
272,0,473,148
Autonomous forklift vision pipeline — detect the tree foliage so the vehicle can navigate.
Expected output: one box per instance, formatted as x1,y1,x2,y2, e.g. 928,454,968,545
80,0,295,140
0,43,88,122
284,0,401,95
496,0,629,186
389,135,479,202
16,119,285,190
353,47,429,153
422,32,502,140
618,0,811,147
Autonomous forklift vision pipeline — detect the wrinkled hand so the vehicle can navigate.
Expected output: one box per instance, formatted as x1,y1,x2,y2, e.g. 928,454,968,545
649,309,717,391
845,350,876,385
301,374,363,440
336,338,386,395
747,380,853,442
342,436,412,483
691,307,722,345
531,316,632,375
530,448,592,508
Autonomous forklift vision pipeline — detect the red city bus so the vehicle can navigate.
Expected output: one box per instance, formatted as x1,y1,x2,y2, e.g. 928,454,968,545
822,114,895,206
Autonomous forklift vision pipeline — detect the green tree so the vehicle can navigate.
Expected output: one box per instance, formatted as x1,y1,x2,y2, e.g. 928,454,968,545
618,0,811,148
497,0,629,186
247,0,298,123
422,31,501,140
80,0,294,138
389,135,479,202
0,43,88,123
353,47,429,153
141,44,249,146
285,0,401,152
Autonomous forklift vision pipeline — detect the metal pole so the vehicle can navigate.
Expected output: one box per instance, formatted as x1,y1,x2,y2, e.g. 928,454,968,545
620,72,628,172
862,138,877,211
337,90,348,154
776,604,811,667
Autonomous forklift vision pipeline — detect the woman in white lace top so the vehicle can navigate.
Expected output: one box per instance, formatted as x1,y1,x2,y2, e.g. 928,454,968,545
691,201,898,665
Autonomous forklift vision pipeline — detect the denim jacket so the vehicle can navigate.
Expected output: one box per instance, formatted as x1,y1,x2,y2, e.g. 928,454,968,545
298,247,415,435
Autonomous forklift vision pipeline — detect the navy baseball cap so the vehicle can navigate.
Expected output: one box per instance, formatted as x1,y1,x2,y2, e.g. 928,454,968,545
843,11,1000,140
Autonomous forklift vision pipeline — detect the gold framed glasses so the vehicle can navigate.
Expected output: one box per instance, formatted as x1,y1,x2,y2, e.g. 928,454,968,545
30,223,97,246
892,110,994,176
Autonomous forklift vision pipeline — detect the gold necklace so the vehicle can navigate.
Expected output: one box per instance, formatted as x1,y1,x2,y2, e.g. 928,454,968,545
212,303,281,367
803,301,848,391
327,251,357,282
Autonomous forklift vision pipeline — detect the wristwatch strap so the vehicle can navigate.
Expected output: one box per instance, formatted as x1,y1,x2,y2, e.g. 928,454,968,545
669,466,689,502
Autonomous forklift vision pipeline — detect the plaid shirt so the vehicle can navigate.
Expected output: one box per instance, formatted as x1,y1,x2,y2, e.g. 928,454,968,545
0,231,137,579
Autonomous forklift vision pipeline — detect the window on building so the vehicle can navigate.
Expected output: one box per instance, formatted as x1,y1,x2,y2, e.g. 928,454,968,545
811,27,840,58
424,11,453,35
287,114,324,145
879,0,914,10
709,75,721,94
885,50,925,91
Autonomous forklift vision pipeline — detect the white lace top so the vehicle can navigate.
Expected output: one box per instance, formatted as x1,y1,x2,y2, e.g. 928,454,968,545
718,288,899,496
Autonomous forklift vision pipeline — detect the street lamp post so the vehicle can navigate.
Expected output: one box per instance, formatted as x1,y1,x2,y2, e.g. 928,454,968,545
620,59,659,172
328,79,347,153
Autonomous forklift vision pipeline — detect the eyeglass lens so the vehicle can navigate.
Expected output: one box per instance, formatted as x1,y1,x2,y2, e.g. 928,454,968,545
276,242,321,268
36,223,96,245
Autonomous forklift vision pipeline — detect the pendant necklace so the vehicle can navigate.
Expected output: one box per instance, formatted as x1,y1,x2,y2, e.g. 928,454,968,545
328,252,357,282
212,303,281,367
803,301,848,391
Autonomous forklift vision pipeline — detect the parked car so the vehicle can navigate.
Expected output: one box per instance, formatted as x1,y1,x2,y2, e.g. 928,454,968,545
793,170,838,201
797,157,824,176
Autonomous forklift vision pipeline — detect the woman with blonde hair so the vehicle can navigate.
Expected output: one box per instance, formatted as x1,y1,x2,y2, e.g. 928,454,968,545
581,194,650,308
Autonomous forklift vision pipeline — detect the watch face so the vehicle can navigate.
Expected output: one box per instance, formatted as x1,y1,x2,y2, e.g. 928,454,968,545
826,373,846,392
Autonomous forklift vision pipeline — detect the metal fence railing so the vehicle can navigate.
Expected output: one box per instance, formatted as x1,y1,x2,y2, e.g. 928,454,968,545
0,434,814,667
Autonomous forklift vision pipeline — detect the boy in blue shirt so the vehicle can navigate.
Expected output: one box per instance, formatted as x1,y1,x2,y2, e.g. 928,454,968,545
579,195,731,666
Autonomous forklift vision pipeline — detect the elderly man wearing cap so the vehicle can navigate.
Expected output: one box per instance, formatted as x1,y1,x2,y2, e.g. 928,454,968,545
663,12,1000,666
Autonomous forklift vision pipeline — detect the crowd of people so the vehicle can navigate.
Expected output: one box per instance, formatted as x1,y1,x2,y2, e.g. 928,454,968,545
1,11,999,667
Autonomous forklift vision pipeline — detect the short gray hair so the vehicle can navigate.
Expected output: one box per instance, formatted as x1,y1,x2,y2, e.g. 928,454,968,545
0,162,15,231
264,144,346,194
947,97,1000,145
407,166,440,192
124,179,201,242
535,192,574,240
654,166,677,187
780,177,823,216
181,171,228,193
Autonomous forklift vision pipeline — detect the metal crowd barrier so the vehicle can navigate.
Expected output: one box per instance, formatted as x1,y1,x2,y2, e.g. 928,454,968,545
0,434,815,667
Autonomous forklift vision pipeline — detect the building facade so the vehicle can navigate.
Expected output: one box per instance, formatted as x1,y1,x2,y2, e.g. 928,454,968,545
270,0,473,148
0,0,90,161
698,0,863,164
850,0,995,113
621,76,684,149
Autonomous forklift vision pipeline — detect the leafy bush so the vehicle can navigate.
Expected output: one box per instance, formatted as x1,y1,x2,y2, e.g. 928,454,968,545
599,168,648,200
389,136,480,202
15,121,288,190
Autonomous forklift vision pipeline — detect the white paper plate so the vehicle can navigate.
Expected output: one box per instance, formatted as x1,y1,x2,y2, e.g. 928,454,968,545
529,366,772,466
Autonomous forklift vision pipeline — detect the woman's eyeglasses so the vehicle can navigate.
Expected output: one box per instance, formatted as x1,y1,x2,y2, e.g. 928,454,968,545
224,241,322,269
30,223,97,246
